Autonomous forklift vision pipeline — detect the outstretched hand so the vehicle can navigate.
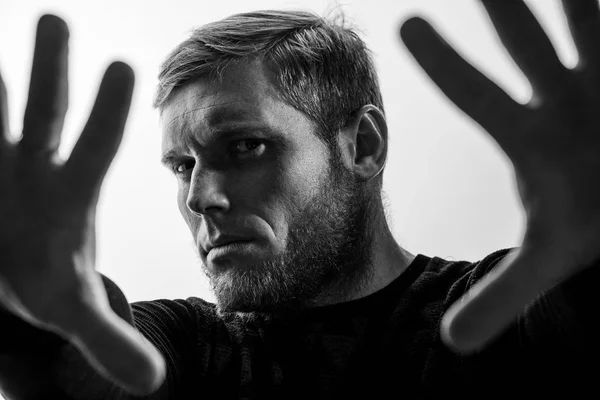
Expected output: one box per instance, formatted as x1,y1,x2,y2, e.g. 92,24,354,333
401,0,600,352
0,15,165,394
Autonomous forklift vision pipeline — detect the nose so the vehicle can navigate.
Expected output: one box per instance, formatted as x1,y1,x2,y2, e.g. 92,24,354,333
186,167,231,215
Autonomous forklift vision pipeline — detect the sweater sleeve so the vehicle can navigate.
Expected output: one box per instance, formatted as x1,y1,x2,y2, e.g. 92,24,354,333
516,257,600,359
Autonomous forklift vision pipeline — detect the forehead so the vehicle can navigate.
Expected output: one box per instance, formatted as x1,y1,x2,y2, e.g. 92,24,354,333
160,62,309,149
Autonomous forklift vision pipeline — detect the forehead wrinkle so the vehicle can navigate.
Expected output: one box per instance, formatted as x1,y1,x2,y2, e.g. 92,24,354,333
163,101,242,132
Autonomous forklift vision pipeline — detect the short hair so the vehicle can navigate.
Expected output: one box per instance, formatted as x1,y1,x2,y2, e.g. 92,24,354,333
154,10,384,151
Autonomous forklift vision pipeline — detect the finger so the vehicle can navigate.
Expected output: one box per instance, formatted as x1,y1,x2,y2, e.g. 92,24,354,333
69,307,166,395
62,62,134,205
479,0,568,97
400,17,525,151
561,0,600,68
21,14,69,153
440,247,565,353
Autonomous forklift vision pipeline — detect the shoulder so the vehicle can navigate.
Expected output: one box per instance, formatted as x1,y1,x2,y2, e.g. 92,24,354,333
409,248,515,306
423,247,512,278
426,248,513,280
131,297,252,345
131,297,219,334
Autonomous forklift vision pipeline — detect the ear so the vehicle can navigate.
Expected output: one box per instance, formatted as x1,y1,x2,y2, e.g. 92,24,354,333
338,105,388,181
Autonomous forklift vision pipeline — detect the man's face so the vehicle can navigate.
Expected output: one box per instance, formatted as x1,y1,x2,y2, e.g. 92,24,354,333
161,62,372,314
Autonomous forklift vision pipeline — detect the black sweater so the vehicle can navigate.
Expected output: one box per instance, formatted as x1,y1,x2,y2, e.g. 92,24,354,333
1,248,599,399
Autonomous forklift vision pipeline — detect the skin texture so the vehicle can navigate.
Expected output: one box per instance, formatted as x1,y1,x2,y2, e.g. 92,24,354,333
160,61,414,314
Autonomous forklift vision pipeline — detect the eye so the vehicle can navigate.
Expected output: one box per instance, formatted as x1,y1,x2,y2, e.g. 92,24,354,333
231,139,266,156
173,159,194,175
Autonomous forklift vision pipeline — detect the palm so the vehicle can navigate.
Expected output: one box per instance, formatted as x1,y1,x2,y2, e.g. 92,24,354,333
401,0,600,352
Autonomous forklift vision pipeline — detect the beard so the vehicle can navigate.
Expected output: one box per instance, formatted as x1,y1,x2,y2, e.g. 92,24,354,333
201,153,375,315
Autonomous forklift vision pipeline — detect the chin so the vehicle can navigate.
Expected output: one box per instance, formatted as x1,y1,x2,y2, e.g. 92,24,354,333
213,288,291,314
214,297,278,319
209,269,269,312
211,272,304,316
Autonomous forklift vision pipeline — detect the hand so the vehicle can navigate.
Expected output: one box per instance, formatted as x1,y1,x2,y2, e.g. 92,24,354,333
400,0,600,352
0,15,165,393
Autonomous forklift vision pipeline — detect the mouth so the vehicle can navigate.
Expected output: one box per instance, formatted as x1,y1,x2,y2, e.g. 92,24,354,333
207,240,255,263
206,238,253,253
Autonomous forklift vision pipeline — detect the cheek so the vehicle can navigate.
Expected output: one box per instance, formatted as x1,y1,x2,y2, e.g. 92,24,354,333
229,164,297,242
259,158,327,236
282,147,329,206
234,166,288,217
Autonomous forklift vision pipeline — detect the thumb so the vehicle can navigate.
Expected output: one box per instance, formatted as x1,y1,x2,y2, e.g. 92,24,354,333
440,246,566,353
68,306,166,395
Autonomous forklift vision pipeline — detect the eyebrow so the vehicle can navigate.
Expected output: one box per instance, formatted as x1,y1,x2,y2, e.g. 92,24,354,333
160,150,181,168
160,123,280,167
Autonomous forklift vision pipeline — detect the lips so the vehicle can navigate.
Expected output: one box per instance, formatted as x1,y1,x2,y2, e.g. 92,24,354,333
203,235,253,254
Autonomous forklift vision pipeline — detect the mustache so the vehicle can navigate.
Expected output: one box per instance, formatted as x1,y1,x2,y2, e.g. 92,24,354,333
192,215,268,253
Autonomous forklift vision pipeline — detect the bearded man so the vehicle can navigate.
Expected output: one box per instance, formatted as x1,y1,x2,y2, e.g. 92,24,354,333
1,2,600,399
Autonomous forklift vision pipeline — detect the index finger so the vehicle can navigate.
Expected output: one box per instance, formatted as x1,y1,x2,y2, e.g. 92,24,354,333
399,17,526,152
61,62,134,205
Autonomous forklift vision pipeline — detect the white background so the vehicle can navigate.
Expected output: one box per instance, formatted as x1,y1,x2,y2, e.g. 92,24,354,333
0,0,576,394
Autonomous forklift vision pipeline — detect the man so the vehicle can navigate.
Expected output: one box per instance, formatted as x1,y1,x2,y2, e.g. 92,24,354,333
1,1,599,398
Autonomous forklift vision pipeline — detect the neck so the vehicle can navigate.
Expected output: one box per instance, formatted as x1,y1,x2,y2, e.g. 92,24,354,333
311,200,415,307
361,221,415,299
